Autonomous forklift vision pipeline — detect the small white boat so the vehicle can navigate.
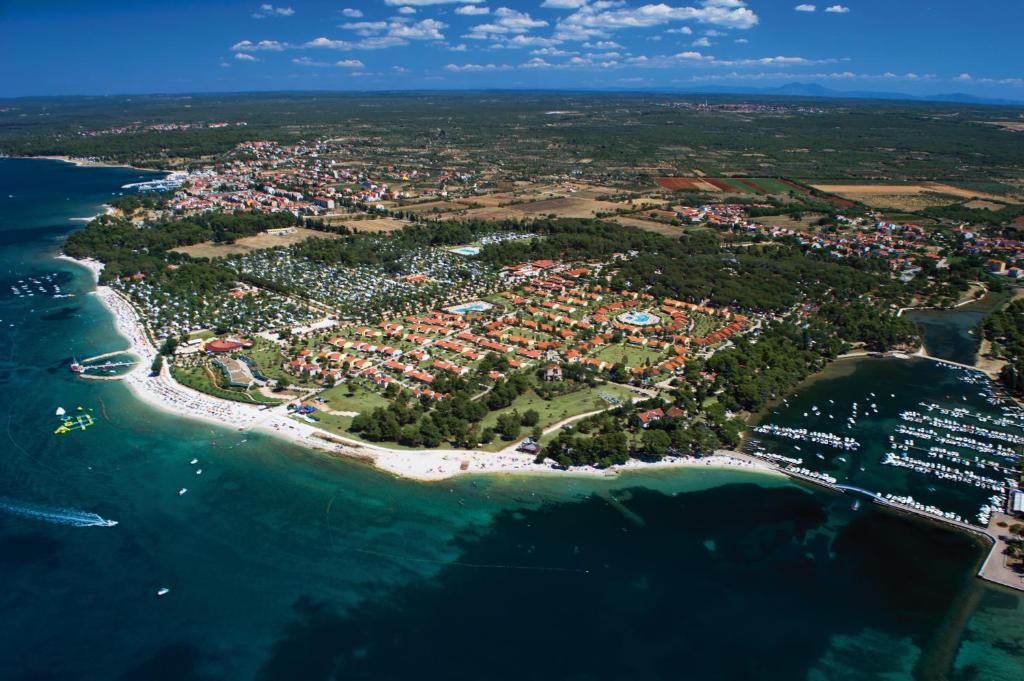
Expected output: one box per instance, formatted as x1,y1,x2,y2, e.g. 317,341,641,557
178,488,187,496
195,469,202,475
190,458,198,465
157,587,170,596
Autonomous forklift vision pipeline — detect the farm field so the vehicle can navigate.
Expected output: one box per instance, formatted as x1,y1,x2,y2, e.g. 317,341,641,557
811,182,1020,209
611,216,684,235
655,176,801,195
170,227,341,258
319,216,410,233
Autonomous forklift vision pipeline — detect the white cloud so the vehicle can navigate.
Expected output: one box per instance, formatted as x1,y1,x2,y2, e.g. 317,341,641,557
530,46,576,56
392,65,411,73
390,18,447,40
555,0,759,42
492,34,563,48
385,0,483,5
291,56,365,69
449,43,469,51
397,6,418,14
541,0,588,7
232,39,288,51
235,52,258,61
692,37,712,47
520,57,553,69
955,73,972,81
252,4,294,19
342,21,389,36
583,40,624,49
666,26,693,34
794,4,816,11
302,37,354,49
455,5,490,15
444,62,513,71
341,8,363,18
466,8,548,39
340,18,447,41
824,5,850,13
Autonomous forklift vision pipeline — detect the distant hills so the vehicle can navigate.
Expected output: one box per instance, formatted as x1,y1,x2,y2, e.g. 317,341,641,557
668,82,1024,106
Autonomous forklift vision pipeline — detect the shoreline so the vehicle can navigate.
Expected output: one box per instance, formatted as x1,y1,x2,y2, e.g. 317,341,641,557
24,154,157,172
60,254,780,483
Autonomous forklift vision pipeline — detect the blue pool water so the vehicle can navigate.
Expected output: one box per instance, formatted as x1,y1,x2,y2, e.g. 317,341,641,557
448,300,492,314
619,311,658,325
451,246,480,256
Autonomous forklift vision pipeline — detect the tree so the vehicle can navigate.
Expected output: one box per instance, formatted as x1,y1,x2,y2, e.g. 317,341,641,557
640,429,671,459
522,409,540,427
150,354,164,376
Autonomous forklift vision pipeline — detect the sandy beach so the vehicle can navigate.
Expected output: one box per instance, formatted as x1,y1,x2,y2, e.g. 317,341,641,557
30,155,154,172
60,255,780,482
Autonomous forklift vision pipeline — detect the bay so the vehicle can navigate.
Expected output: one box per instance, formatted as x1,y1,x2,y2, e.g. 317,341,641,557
0,158,1020,680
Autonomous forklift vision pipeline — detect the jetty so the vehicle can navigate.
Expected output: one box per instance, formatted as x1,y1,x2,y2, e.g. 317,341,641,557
71,350,139,381
784,464,1023,592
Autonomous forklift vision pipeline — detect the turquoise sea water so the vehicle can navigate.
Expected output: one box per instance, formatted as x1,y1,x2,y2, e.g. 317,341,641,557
0,158,1021,680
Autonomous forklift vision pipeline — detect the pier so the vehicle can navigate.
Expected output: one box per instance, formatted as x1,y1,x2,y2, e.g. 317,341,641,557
73,350,138,381
729,451,1024,593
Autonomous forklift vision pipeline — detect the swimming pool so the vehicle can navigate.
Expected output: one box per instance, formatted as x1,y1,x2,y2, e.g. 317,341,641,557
618,311,659,326
447,301,493,315
451,246,481,256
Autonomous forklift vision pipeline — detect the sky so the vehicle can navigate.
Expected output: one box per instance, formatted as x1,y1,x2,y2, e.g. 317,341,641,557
1,0,1022,98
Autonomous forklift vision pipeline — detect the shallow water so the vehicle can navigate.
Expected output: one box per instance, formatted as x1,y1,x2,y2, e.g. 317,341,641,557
0,158,1021,680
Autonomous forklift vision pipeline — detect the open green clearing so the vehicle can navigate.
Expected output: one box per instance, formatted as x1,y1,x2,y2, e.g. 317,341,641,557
171,366,282,405
593,344,667,368
477,382,636,450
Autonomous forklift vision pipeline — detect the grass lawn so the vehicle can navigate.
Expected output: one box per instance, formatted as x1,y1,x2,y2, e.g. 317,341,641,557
171,366,282,405
593,344,666,368
477,383,635,451
246,341,292,384
317,382,391,414
689,313,723,338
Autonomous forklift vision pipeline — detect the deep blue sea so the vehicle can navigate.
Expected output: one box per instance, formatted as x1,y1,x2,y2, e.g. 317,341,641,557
0,158,1021,680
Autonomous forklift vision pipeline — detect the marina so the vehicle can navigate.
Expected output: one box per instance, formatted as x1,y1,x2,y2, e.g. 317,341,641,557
747,357,1023,532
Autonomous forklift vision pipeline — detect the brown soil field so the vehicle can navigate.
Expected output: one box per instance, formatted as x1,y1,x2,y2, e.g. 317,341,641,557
611,216,684,235
171,227,342,258
979,121,1024,132
759,213,827,230
812,182,1015,203
334,217,409,233
402,200,468,213
514,196,621,217
655,177,719,191
963,200,1007,211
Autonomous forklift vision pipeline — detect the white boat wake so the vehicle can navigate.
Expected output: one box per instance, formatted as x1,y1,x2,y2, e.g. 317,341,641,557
0,498,118,527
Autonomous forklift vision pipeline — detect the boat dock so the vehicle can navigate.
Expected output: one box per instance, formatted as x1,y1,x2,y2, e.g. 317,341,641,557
71,351,138,380
801,469,1022,592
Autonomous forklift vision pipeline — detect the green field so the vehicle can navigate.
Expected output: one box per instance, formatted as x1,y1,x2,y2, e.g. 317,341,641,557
245,341,294,385
747,177,800,194
593,344,666,368
171,366,282,405
317,382,391,414
477,383,636,450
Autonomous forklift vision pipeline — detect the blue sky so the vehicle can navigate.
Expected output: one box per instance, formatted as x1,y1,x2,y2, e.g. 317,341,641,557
2,0,1021,97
